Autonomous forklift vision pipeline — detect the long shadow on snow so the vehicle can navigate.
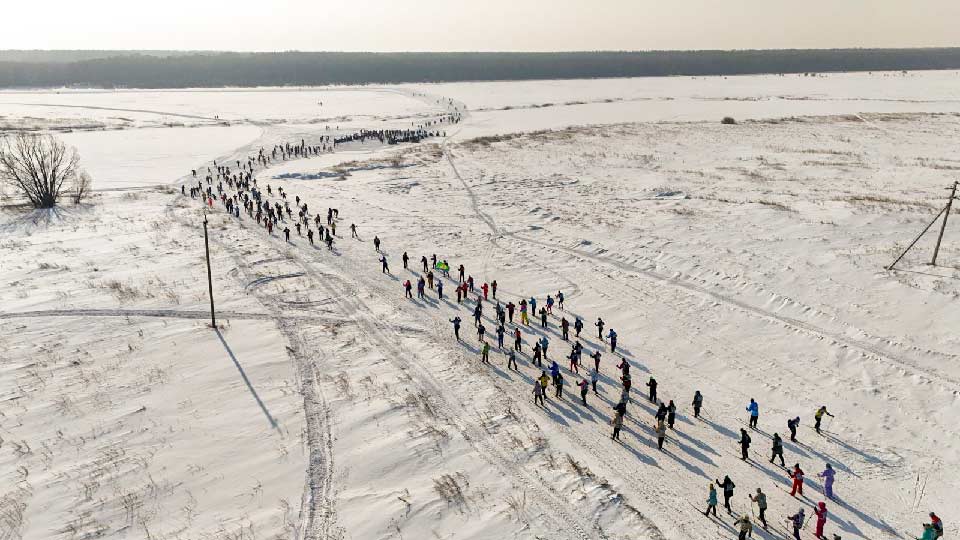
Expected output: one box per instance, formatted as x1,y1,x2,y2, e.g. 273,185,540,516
215,328,280,430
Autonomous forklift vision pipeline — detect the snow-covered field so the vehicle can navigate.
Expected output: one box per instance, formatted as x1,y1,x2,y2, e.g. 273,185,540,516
2,71,958,540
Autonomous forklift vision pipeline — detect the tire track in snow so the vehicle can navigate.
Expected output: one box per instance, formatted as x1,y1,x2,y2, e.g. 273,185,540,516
0,308,274,321
165,201,341,539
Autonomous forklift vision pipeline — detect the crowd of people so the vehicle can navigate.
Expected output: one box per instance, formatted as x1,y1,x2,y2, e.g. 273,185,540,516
180,117,944,540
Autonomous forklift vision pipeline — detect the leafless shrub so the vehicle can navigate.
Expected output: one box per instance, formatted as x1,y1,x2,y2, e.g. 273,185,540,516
73,171,93,204
432,473,468,509
504,490,527,522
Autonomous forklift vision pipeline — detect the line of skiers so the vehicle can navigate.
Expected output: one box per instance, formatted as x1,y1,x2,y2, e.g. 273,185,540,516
184,131,943,540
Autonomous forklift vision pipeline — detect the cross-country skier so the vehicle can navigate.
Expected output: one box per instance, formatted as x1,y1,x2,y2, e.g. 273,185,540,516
555,372,564,398
920,523,938,540
818,464,835,500
771,433,785,466
574,316,583,337
477,323,486,342
814,501,828,539
746,398,759,428
789,464,805,497
705,484,718,517
450,317,462,340
734,515,753,540
380,255,390,274
538,371,550,400
507,350,518,371
692,390,703,418
590,367,599,394
607,328,618,353
667,400,677,428
578,378,589,405
788,416,800,442
557,290,564,310
815,406,834,434
646,376,658,403
539,307,548,328
786,508,805,540
655,420,667,450
611,411,623,440
591,350,601,371
739,428,752,460
514,328,522,352
374,236,381,252
533,379,545,406
507,301,515,323
716,476,736,513
496,324,505,349
481,342,490,363
595,317,604,339
750,488,768,529
402,252,409,269
561,317,569,340
930,512,943,539
403,280,412,298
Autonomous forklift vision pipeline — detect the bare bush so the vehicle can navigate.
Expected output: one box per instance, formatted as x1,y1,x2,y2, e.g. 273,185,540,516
73,171,93,204
0,133,89,208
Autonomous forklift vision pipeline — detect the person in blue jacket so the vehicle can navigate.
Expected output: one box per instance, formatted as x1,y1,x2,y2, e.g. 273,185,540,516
607,329,618,353
746,398,759,428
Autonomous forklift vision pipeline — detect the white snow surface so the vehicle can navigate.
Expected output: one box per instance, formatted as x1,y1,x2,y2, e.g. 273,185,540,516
2,70,959,540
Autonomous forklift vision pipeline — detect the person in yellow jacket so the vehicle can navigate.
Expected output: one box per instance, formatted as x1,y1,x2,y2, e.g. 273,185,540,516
538,372,551,399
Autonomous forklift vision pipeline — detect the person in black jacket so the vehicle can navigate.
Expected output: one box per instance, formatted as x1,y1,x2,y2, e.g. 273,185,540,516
739,428,752,460
716,476,736,514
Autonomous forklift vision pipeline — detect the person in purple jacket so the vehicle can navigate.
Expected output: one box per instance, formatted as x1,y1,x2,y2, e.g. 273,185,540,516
818,463,836,500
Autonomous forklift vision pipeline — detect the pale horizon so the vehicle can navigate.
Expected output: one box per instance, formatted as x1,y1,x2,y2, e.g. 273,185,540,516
4,0,959,52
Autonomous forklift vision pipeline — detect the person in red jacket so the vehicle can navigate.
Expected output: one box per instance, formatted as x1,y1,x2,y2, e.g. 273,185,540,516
789,464,805,497
814,501,828,539
481,282,489,300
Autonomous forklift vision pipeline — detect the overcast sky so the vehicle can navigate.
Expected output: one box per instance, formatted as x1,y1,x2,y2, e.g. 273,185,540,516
4,0,959,52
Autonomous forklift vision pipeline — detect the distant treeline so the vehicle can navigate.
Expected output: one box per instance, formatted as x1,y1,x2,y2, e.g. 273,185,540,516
0,49,958,89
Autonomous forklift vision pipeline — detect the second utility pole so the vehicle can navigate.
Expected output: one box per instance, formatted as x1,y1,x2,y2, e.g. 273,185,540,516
931,180,958,266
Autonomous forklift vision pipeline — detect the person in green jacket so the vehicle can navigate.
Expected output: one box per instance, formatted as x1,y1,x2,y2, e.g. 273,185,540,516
750,488,768,529
920,523,937,540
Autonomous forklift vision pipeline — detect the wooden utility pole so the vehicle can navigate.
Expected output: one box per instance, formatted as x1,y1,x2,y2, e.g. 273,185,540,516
931,181,958,266
203,212,216,328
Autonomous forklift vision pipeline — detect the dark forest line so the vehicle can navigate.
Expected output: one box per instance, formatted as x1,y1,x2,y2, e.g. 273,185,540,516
0,49,958,88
